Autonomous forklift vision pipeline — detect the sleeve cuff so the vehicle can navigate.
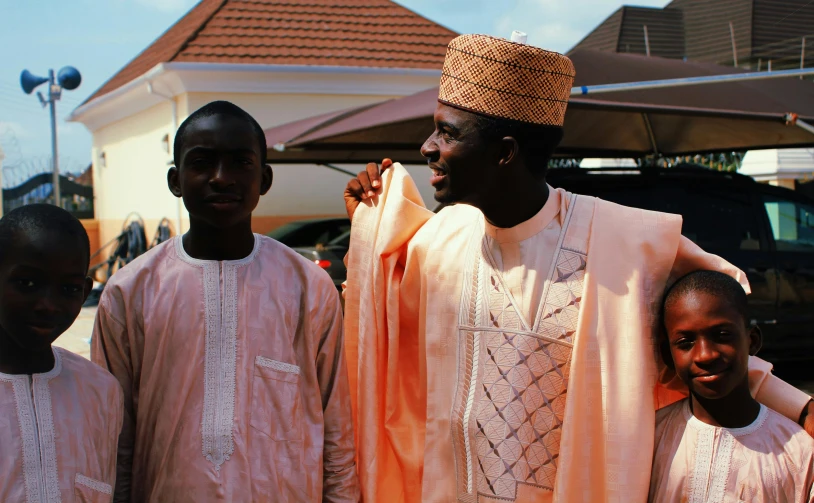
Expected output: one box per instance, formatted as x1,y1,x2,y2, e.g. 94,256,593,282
754,372,812,422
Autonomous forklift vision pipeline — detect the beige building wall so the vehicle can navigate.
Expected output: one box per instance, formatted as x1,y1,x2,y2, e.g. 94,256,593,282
92,100,183,254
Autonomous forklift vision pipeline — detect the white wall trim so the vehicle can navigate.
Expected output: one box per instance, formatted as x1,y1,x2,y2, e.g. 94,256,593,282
68,63,441,132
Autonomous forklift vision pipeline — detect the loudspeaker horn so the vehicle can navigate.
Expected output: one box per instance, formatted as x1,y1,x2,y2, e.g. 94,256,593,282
58,66,81,91
20,70,48,95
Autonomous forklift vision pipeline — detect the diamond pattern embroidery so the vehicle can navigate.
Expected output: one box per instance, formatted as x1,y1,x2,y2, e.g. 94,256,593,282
469,248,586,501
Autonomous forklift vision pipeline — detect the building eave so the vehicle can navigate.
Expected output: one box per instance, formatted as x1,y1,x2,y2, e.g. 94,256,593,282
68,62,442,132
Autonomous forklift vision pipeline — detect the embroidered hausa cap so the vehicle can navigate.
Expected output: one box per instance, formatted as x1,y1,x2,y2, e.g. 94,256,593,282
438,32,576,126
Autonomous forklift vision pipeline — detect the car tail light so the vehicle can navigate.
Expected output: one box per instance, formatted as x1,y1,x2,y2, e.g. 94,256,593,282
314,259,331,269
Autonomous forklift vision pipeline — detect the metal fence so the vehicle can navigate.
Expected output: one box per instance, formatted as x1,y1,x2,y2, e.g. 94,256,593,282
2,172,94,219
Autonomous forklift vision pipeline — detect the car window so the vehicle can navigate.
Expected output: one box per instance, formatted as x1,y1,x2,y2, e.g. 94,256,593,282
327,223,351,242
266,222,301,241
268,219,350,247
658,186,762,253
329,231,351,248
553,178,762,252
763,196,814,252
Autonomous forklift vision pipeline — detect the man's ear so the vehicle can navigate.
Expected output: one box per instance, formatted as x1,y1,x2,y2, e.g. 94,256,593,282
260,164,273,196
498,136,521,168
748,324,763,356
168,166,182,198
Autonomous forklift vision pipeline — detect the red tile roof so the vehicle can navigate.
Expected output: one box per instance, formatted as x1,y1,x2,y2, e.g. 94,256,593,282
84,0,457,104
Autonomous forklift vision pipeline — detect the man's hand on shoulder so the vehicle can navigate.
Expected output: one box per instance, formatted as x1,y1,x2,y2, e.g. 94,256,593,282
801,400,814,437
343,159,393,220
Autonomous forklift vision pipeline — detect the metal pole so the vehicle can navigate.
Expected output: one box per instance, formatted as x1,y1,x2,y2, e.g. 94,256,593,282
729,22,738,66
572,66,814,95
757,58,762,71
643,25,651,57
795,118,814,136
802,37,807,79
48,69,60,208
0,146,5,218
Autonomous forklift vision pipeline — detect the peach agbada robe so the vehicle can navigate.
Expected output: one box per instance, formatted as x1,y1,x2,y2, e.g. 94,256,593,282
650,400,814,502
92,235,359,502
0,347,123,503
343,163,812,503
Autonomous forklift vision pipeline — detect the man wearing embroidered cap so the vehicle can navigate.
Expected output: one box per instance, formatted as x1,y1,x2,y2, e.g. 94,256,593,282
342,33,814,503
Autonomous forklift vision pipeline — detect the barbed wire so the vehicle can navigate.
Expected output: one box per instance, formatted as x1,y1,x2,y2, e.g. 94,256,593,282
2,154,87,189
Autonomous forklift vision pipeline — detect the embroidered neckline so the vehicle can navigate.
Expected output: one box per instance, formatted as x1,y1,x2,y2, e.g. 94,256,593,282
0,347,62,380
173,234,262,267
684,400,769,437
483,185,561,243
480,192,578,334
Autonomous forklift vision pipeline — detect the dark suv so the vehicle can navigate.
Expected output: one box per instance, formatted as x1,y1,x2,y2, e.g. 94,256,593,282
547,165,814,363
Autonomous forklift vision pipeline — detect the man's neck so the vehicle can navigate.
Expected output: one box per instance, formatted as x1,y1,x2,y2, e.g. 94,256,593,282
476,176,549,229
690,381,761,429
183,217,256,261
0,333,55,375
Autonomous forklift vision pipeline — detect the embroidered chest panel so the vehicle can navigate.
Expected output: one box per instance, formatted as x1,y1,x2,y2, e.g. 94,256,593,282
452,206,586,502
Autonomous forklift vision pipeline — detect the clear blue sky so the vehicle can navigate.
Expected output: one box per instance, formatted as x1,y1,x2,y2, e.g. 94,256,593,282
0,0,667,182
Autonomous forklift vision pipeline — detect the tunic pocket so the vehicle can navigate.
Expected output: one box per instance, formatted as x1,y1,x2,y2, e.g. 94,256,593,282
74,474,113,503
250,355,303,441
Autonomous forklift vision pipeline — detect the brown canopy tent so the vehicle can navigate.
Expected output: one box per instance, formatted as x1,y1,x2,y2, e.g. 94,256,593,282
265,50,814,163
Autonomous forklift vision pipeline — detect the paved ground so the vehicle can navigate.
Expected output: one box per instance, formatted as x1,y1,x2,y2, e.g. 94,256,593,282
57,307,813,397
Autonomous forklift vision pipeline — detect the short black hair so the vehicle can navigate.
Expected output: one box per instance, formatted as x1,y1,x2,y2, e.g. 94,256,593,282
173,100,267,167
0,204,91,271
474,114,564,177
662,270,749,328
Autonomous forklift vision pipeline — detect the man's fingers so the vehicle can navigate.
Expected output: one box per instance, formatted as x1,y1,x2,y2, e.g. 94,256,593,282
357,171,374,198
346,179,364,199
366,162,382,189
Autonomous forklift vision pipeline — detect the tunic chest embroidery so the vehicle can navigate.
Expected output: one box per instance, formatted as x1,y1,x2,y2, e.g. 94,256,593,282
175,236,261,469
0,350,62,503
453,195,586,502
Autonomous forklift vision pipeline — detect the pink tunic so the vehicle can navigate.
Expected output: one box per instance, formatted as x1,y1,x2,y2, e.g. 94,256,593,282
0,347,123,503
650,400,814,502
92,234,359,502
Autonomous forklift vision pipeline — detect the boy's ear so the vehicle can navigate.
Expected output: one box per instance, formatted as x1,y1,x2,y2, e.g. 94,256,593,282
168,166,182,198
260,164,273,196
748,324,763,356
82,276,93,304
659,327,676,370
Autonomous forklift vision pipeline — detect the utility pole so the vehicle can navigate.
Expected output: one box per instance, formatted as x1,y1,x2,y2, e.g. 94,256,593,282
19,66,82,209
643,25,651,56
47,70,61,207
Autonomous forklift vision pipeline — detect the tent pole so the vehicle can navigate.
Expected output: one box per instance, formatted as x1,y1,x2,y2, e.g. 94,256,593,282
641,113,659,156
729,22,738,67
572,67,814,96
319,163,357,177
